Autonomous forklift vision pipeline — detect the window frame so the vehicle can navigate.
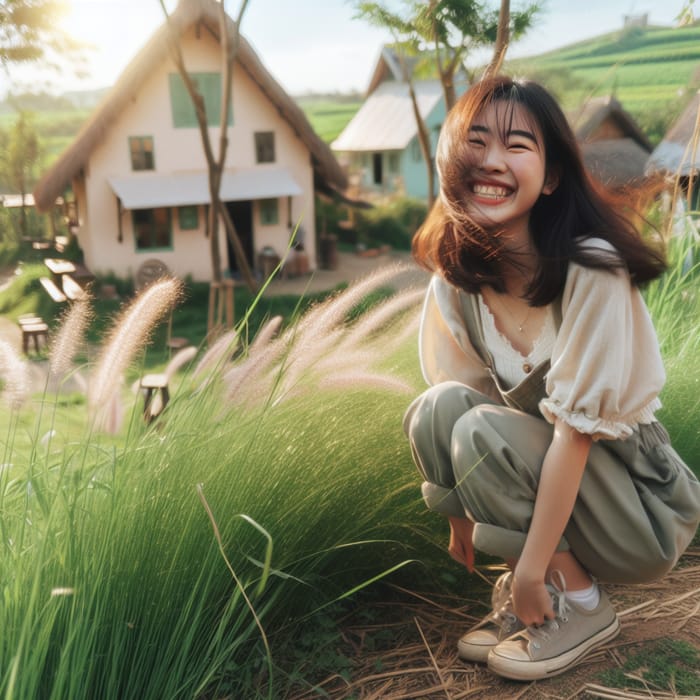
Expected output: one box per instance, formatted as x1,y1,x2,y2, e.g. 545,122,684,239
259,198,279,226
132,207,173,251
129,136,155,171
254,131,276,163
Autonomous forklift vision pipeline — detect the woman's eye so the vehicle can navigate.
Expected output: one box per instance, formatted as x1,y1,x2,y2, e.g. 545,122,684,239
468,138,485,147
508,142,531,151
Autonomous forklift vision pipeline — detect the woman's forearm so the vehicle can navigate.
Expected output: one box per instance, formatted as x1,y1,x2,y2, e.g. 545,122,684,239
516,419,593,582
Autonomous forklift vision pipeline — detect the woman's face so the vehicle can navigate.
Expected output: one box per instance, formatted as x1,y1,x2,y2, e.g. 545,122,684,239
464,100,556,238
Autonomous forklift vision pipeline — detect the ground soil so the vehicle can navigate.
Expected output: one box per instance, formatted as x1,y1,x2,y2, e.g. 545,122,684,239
290,549,700,700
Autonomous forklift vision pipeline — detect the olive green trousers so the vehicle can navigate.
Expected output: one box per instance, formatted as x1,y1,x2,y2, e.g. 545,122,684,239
404,381,700,584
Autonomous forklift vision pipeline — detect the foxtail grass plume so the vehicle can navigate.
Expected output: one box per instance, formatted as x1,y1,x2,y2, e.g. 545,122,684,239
212,265,425,408
49,295,93,377
192,328,239,380
89,277,183,433
0,339,30,410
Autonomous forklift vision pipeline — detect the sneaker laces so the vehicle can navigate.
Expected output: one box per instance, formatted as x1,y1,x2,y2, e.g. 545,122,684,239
523,570,571,650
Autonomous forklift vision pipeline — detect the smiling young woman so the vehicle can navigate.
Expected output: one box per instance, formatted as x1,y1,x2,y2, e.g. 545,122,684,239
404,75,700,682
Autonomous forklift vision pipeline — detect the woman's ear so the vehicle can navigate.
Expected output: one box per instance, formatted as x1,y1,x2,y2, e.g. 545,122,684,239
543,169,560,195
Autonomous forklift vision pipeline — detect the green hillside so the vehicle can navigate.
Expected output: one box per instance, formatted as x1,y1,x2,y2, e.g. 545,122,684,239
504,23,700,144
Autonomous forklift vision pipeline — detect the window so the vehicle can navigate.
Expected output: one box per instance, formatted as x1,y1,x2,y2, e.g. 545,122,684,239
388,152,399,174
178,205,198,230
411,139,422,162
168,72,233,128
255,131,275,163
129,136,154,171
133,208,172,250
259,199,279,225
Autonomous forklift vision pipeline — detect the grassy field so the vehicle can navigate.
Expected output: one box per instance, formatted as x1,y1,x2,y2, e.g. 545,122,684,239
506,23,700,143
294,96,362,144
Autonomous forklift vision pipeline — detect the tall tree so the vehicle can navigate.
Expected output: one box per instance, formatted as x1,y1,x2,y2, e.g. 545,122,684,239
160,0,256,293
3,110,40,239
0,0,81,68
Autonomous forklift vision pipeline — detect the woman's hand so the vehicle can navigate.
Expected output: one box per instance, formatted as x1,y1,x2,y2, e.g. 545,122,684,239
447,516,475,572
512,565,554,626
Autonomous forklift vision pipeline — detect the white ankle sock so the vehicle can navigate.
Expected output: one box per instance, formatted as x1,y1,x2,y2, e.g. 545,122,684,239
565,582,600,610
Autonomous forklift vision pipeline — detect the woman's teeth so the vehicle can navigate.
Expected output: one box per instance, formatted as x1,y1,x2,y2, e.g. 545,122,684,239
473,184,509,198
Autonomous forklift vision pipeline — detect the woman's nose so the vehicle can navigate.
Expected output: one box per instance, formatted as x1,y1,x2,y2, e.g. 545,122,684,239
481,144,506,171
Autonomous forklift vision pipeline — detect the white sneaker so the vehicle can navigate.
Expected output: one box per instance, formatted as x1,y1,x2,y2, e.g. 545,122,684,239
458,571,524,663
487,573,620,680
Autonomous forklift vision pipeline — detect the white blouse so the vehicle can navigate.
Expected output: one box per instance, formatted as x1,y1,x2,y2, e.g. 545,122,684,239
418,238,665,441
478,294,556,388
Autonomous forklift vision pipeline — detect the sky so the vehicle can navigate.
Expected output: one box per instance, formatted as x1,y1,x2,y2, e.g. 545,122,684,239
1,0,690,98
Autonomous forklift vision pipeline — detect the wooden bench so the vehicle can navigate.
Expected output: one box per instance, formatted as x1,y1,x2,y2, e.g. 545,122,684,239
62,273,86,301
39,277,67,303
21,321,49,354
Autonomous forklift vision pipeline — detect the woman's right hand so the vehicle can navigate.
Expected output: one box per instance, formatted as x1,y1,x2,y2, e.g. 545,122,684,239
448,516,475,572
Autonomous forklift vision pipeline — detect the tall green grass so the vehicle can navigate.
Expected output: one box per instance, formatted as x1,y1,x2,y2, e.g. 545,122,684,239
0,266,432,698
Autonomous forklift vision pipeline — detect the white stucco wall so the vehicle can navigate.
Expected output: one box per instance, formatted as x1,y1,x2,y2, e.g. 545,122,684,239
76,27,317,282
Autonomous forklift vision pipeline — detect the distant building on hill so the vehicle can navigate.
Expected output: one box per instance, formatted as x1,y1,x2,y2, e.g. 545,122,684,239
623,14,648,29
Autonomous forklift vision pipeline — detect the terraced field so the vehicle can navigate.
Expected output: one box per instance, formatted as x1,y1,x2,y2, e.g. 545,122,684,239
506,23,700,143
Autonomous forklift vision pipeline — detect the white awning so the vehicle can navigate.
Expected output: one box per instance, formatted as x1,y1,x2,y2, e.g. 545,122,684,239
108,167,303,209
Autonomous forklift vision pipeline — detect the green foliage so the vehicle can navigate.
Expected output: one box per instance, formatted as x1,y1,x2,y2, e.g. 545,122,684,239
0,0,82,65
353,197,427,251
598,638,700,695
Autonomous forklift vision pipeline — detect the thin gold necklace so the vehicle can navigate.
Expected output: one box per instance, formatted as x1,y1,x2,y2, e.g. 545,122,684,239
494,293,532,333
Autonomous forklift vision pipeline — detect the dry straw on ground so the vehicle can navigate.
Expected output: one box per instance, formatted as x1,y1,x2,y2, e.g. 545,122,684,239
288,549,700,700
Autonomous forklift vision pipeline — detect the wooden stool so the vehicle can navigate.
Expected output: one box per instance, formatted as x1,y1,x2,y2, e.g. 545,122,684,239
21,322,49,354
140,373,169,423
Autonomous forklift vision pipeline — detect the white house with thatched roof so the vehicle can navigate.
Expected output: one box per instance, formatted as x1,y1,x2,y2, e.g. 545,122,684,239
33,0,345,283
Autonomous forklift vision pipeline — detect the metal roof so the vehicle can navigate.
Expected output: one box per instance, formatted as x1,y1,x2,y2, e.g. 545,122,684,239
331,80,444,152
108,167,303,209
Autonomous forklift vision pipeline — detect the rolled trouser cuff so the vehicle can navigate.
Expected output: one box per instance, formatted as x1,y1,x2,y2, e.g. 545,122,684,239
421,481,466,518
473,522,570,561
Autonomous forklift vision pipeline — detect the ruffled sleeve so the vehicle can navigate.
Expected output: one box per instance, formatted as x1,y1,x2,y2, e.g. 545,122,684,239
419,275,500,400
540,240,665,441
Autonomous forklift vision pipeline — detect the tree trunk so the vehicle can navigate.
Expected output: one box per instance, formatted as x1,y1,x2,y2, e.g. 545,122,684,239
160,0,256,292
482,0,510,80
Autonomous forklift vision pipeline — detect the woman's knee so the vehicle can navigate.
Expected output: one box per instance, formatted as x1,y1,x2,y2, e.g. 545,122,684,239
404,381,479,444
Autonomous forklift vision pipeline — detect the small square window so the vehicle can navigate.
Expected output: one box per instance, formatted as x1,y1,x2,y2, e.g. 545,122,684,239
178,205,198,230
255,132,275,163
129,136,155,171
259,198,279,225
133,207,172,249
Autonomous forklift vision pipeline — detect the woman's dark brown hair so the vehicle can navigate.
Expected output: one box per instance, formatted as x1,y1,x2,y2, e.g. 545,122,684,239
412,76,666,304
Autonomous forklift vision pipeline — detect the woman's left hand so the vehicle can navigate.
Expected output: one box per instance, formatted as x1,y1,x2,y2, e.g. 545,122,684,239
511,569,555,626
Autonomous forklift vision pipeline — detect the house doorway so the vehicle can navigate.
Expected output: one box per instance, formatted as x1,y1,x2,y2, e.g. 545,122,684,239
225,200,254,275
372,152,383,185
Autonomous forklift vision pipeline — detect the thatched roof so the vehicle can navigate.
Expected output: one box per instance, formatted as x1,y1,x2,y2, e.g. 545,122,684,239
581,138,651,188
569,96,652,152
33,0,346,212
645,90,700,176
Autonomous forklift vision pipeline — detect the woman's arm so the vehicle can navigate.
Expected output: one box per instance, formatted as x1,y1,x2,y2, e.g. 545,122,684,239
511,419,593,625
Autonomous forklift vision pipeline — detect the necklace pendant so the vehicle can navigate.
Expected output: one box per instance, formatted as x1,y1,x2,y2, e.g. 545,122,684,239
523,361,533,374
518,325,524,332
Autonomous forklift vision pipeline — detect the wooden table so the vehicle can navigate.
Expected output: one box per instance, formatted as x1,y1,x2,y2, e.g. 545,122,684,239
44,258,76,289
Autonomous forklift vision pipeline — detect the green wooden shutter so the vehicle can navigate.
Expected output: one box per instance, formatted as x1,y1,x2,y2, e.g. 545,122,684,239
169,72,233,128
